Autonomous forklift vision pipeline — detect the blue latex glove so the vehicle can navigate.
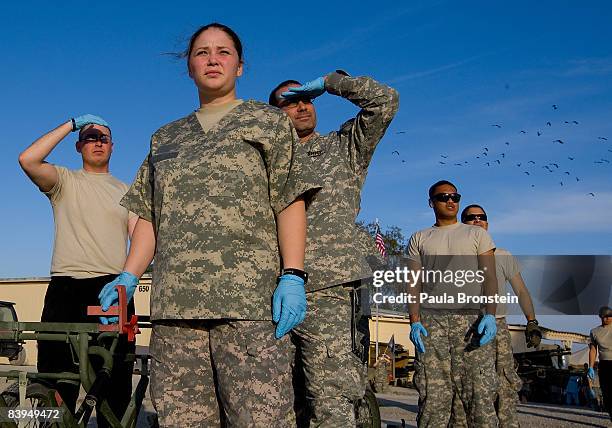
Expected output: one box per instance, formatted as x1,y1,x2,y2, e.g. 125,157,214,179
72,114,109,131
97,271,139,324
587,367,595,380
281,77,326,100
272,274,307,339
410,322,428,354
477,314,497,346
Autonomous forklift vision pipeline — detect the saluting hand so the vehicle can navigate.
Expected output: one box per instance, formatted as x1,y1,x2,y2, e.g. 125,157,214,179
72,114,110,131
272,274,307,338
281,77,326,100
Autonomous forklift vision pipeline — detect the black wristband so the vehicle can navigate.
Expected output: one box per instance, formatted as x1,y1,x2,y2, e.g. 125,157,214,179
527,319,539,326
71,118,77,132
279,268,308,284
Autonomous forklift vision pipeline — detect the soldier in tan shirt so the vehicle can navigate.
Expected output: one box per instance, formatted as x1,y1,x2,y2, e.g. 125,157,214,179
452,203,541,428
407,180,499,427
18,114,137,427
589,306,612,421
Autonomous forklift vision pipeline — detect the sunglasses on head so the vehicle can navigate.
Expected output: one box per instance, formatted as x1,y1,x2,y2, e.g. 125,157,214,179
432,192,461,203
464,213,488,222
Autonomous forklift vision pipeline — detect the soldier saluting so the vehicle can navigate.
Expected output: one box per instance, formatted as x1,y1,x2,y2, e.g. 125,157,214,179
269,71,399,426
18,115,137,427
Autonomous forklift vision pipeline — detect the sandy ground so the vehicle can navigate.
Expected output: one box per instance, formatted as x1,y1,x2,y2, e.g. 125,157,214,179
2,368,611,427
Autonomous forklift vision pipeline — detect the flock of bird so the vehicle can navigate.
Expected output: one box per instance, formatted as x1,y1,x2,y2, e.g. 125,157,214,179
392,104,610,198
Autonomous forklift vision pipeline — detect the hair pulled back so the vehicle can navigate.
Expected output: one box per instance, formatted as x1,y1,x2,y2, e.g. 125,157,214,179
183,23,244,62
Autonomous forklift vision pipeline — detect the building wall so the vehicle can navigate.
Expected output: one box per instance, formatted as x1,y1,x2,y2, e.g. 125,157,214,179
369,315,412,356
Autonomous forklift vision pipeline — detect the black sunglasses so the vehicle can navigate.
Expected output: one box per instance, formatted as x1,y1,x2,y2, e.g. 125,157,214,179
464,213,488,222
79,133,112,144
278,96,313,109
432,193,461,203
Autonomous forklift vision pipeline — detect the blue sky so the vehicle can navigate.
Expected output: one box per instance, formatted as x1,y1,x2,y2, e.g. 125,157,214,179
1,2,610,332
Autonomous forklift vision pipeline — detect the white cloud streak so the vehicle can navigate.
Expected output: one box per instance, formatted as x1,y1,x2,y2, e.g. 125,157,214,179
387,54,487,84
561,57,612,77
273,2,445,66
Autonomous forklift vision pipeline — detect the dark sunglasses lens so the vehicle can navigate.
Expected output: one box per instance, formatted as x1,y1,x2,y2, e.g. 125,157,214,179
81,134,110,143
281,96,312,108
434,193,460,202
466,214,487,221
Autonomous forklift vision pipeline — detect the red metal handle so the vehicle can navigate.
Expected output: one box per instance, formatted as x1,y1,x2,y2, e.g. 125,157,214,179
87,285,139,341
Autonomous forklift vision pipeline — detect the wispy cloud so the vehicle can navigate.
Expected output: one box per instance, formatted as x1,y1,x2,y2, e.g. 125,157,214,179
519,57,612,80
561,57,612,77
273,2,445,66
387,54,487,84
492,191,612,234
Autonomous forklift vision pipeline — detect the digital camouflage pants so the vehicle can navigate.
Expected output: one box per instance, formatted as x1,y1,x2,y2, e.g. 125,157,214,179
413,312,498,428
451,317,522,427
149,320,295,428
292,283,369,427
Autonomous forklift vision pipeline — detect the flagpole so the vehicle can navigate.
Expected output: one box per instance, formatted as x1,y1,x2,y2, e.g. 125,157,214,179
375,302,379,362
374,217,382,362
392,345,396,382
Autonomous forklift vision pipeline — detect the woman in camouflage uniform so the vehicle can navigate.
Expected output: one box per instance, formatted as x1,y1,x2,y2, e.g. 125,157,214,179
99,23,317,427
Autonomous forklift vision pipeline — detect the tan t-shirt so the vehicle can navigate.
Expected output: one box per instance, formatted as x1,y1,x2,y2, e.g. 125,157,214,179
495,248,520,318
44,166,135,278
195,99,243,132
590,324,612,361
407,222,496,309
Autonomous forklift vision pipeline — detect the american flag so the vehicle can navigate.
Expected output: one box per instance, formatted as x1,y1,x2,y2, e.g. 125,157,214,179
375,224,387,258
386,334,395,356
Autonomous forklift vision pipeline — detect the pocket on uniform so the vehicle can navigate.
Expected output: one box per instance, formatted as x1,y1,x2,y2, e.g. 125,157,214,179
244,323,289,358
151,151,179,163
322,342,364,400
324,337,355,359
413,358,426,396
502,366,523,392
245,341,283,358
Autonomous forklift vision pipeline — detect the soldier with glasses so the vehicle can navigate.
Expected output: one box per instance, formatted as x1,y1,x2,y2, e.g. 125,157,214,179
406,180,499,427
18,114,137,427
450,203,542,428
269,71,399,426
